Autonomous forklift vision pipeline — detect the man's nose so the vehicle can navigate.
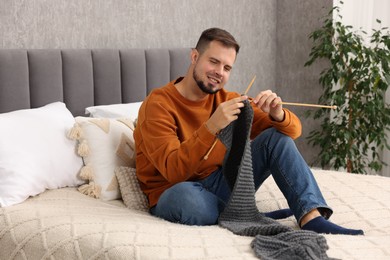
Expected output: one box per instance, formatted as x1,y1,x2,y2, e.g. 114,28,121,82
215,65,224,77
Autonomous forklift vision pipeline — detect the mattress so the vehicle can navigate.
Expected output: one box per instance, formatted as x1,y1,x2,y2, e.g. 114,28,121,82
1,169,389,260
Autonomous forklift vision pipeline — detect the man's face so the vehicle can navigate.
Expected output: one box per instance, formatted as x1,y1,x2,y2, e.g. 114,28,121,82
192,41,236,94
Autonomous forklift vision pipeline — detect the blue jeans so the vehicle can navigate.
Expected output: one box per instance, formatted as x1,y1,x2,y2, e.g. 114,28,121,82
150,128,332,225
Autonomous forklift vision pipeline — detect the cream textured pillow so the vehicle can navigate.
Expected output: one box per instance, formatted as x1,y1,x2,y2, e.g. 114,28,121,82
0,102,84,207
115,166,149,212
68,117,136,201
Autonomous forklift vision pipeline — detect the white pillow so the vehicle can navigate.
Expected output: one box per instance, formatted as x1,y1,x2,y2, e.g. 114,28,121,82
70,117,136,201
85,102,142,120
115,166,149,212
0,102,84,207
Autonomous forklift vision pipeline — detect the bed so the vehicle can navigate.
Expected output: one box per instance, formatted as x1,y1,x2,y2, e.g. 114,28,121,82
0,48,389,260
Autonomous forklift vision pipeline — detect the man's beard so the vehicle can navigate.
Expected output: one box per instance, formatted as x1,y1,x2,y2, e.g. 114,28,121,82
193,70,220,95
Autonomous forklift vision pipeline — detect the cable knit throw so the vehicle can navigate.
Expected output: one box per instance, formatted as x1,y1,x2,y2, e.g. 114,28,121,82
217,100,333,260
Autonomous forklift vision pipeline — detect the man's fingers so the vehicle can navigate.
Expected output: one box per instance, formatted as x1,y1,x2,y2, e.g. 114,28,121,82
210,95,247,131
253,90,271,104
234,108,241,115
228,95,248,105
271,97,282,107
254,90,281,108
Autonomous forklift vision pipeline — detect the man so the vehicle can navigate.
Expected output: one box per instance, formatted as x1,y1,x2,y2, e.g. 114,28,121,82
134,27,363,235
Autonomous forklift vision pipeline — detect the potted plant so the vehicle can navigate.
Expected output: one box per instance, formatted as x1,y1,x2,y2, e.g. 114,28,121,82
304,3,390,174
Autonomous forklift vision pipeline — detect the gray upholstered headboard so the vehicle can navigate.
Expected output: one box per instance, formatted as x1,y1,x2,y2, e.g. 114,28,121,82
0,48,190,116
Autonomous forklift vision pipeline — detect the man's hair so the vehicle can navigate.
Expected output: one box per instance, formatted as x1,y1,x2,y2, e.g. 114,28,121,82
195,28,240,55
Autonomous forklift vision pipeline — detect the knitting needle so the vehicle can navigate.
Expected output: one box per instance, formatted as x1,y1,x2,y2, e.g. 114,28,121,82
249,99,336,109
243,76,336,109
203,138,218,160
280,102,337,109
243,76,256,95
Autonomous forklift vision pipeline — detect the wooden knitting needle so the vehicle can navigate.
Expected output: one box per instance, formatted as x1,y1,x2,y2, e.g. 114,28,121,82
243,77,335,109
249,99,336,109
203,138,218,160
243,76,256,95
280,102,337,109
249,100,337,109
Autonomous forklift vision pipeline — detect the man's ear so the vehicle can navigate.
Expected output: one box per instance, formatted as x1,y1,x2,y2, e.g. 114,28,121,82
190,48,199,64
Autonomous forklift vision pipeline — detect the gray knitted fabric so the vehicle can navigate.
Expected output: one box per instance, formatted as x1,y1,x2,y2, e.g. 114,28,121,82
217,100,332,260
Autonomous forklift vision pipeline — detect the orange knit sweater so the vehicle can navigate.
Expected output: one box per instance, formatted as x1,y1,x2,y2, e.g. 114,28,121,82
134,78,302,207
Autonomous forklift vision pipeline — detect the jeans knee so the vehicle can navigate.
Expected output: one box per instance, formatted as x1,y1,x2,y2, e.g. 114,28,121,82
256,128,294,148
154,182,220,225
274,129,294,146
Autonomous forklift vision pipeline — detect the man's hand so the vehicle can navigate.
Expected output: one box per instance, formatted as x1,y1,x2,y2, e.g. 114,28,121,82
206,95,248,134
252,90,284,122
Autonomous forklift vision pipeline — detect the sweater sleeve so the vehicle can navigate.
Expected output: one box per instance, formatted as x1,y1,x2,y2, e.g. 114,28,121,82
250,105,302,140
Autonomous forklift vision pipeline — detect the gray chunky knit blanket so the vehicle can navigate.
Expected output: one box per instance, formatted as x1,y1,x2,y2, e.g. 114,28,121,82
217,100,333,260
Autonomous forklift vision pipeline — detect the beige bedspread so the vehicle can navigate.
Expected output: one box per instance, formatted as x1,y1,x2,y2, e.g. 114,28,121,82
1,169,389,260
